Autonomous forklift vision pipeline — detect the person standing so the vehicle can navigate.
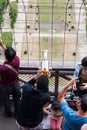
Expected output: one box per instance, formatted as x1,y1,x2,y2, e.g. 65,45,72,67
59,78,87,130
43,100,63,130
16,73,51,130
0,40,21,118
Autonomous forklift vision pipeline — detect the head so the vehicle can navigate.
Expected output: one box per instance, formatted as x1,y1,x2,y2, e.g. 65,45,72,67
80,94,87,112
51,100,61,111
4,47,16,62
81,56,87,68
81,57,87,76
78,68,87,84
36,75,49,92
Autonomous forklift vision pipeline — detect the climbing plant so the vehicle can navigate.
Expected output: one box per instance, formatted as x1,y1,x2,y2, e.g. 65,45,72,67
0,0,9,27
9,1,18,29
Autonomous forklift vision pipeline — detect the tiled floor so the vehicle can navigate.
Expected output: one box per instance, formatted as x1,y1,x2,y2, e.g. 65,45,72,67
0,104,19,130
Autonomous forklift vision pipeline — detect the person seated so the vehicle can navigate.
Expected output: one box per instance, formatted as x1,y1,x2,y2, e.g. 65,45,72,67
73,56,87,96
73,68,87,98
73,56,87,78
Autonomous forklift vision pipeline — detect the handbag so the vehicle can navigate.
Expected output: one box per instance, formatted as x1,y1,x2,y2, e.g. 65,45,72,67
0,64,17,82
4,64,27,84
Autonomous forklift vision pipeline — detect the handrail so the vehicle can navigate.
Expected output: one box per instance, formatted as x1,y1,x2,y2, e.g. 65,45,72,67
18,67,75,99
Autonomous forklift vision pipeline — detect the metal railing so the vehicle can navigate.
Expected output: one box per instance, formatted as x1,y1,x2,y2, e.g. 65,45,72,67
18,67,74,99
0,1,87,68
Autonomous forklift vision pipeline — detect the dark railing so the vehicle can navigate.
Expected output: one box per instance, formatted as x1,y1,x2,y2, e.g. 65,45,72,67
18,67,75,99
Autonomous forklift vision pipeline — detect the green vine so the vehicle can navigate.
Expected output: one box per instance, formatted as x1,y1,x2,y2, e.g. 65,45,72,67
0,0,9,27
9,1,18,29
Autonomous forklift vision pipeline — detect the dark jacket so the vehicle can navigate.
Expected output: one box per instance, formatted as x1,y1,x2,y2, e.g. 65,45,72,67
17,78,51,128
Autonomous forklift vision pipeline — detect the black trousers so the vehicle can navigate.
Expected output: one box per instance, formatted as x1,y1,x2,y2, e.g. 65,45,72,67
3,83,21,117
0,83,5,103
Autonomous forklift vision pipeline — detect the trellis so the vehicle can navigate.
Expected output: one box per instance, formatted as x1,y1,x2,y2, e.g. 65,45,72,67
0,0,87,68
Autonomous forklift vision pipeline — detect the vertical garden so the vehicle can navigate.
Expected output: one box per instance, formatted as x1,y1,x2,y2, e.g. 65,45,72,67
0,0,18,47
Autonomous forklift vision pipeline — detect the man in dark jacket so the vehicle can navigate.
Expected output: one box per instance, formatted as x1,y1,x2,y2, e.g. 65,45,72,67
16,74,51,130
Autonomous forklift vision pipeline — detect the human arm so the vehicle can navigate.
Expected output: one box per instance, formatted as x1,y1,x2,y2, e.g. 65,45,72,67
59,78,77,104
43,106,51,115
27,69,44,85
53,110,63,117
73,64,82,90
42,69,51,77
73,64,82,78
27,78,36,85
73,79,87,91
0,40,6,50
81,124,87,130
58,79,78,120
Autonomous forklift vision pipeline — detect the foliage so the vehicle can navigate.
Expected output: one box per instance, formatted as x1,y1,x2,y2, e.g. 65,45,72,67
0,0,9,27
9,2,18,28
2,32,12,47
2,0,9,6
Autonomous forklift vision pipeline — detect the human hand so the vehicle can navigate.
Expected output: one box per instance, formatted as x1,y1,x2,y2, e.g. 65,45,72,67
0,40,4,45
53,111,63,117
67,78,77,87
53,113,57,117
37,67,51,78
34,68,43,80
0,40,6,50
73,82,77,90
37,68,43,76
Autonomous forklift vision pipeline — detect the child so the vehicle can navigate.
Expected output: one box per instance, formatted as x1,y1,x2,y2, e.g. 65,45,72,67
43,100,63,130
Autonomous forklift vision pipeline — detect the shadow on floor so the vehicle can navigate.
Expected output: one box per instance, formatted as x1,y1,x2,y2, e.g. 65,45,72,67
0,104,19,130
